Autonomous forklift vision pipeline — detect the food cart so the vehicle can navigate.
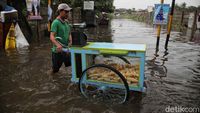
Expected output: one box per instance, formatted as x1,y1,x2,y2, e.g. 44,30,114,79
65,42,146,104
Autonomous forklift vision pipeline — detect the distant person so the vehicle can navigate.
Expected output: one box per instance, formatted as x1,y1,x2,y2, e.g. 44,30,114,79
197,13,200,31
50,3,72,73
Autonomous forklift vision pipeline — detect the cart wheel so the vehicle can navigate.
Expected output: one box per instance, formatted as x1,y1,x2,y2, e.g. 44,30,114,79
79,64,129,104
115,56,130,64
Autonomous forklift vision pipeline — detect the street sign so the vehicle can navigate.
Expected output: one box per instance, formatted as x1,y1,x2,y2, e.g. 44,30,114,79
196,13,200,29
188,13,195,28
153,4,170,25
84,1,94,10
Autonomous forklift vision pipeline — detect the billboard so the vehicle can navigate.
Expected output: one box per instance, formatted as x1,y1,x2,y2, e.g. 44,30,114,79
153,4,170,25
26,0,42,20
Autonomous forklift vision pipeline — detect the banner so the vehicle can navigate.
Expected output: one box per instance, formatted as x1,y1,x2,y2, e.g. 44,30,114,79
153,4,170,25
26,0,41,19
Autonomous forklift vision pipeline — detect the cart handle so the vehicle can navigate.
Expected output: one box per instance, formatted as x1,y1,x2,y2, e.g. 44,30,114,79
62,48,70,53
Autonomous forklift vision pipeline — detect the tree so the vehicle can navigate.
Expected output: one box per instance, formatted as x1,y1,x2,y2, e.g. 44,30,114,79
180,2,186,9
94,0,114,13
175,3,181,10
197,5,200,10
187,6,197,12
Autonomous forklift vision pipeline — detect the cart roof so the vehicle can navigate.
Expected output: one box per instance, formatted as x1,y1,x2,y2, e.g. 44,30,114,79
83,42,146,52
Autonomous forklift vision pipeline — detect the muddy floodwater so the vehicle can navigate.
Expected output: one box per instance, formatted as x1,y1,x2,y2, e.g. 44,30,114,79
0,19,200,113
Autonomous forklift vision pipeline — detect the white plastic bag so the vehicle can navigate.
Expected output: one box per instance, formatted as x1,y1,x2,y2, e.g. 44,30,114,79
15,23,29,48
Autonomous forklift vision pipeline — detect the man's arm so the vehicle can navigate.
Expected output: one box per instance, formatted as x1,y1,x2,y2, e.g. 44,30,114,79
50,32,62,52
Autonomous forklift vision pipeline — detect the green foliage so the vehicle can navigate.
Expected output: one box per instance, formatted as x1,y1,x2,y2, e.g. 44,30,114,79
40,0,47,6
175,2,199,11
187,6,197,12
72,0,84,7
94,0,114,13
49,0,114,13
180,2,187,9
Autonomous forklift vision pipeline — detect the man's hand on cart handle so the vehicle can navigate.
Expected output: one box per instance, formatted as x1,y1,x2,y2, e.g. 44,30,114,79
56,44,63,52
62,48,70,53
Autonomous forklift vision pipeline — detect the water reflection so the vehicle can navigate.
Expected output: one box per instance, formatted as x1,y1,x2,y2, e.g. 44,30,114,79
147,50,168,78
84,25,113,42
0,19,200,113
5,47,30,64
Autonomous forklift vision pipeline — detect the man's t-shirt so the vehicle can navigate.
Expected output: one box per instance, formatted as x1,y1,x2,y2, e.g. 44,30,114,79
51,19,71,53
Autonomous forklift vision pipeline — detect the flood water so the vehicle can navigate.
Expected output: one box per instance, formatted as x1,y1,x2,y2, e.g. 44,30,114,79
0,19,200,113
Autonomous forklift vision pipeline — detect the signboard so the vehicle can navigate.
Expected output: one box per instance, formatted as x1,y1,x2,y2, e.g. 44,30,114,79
188,13,195,28
153,4,170,25
196,13,200,29
84,1,94,10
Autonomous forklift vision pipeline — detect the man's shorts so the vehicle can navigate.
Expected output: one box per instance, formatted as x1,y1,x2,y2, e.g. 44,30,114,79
52,52,71,73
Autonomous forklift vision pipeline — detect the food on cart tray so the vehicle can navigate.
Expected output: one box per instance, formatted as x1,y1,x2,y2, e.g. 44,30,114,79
87,63,140,85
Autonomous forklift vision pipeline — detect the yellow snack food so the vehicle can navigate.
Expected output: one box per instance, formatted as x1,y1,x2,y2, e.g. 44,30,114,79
87,63,140,85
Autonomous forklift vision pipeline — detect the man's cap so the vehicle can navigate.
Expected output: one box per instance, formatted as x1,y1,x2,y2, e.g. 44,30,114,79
57,3,72,11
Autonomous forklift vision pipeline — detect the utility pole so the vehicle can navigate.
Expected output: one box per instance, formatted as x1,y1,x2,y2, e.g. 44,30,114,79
48,0,52,32
155,0,164,53
164,0,175,50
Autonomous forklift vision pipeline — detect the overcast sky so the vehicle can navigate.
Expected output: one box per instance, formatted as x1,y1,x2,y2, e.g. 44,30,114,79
114,0,200,9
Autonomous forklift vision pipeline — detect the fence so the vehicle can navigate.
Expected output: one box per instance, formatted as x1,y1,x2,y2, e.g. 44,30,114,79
131,9,200,41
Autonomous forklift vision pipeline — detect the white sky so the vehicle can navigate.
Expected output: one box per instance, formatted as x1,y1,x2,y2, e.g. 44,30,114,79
114,0,200,9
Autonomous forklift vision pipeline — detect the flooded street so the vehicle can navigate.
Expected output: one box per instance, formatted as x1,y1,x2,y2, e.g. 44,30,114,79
0,19,200,113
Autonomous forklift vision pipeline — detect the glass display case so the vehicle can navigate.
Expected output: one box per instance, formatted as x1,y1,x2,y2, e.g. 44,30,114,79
68,42,146,104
